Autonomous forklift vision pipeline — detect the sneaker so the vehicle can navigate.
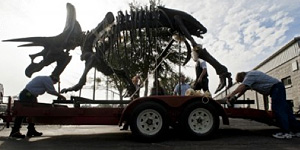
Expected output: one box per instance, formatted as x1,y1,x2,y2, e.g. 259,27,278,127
120,124,129,131
272,132,292,139
9,132,25,139
291,132,300,138
27,130,43,137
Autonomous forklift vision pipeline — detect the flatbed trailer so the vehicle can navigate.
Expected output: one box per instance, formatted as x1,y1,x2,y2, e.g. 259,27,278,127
0,96,277,141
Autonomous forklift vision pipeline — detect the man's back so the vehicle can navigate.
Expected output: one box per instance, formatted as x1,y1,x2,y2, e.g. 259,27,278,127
25,76,56,96
242,71,280,95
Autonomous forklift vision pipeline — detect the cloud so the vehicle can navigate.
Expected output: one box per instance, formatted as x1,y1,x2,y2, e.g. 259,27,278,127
0,0,299,97
176,0,299,94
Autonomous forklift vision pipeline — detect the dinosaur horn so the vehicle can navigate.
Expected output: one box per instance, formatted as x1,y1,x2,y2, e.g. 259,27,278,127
2,37,51,47
59,3,81,44
54,3,82,48
3,3,82,48
2,3,77,45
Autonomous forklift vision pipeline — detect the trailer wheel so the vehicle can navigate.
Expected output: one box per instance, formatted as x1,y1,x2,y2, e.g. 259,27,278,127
180,101,219,140
130,101,168,142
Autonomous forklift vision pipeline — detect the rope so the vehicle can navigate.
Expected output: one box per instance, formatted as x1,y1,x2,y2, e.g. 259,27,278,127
90,7,177,100
94,9,167,99
129,48,176,99
95,29,130,97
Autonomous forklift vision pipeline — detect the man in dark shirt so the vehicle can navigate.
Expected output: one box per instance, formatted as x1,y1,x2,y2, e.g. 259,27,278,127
9,75,66,139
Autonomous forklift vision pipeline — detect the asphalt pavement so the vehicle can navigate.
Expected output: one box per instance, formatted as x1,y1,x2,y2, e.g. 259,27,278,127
0,118,299,150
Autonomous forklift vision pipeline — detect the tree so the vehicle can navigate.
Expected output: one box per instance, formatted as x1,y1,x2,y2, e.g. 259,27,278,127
98,0,191,98
160,71,194,95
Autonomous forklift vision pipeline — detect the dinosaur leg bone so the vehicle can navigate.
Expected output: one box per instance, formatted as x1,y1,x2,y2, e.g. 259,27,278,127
51,54,72,78
193,46,232,94
61,53,96,93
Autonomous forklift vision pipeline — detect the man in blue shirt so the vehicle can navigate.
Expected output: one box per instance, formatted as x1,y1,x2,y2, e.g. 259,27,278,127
174,75,190,96
226,71,300,139
9,75,66,139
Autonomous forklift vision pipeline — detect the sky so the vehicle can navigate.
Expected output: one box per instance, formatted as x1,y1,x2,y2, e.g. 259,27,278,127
0,0,300,102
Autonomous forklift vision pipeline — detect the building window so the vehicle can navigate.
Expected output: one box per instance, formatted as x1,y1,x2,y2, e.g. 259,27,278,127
281,76,292,88
292,61,298,71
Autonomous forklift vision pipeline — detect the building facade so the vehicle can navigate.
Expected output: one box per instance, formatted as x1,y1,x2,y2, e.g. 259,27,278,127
215,37,300,112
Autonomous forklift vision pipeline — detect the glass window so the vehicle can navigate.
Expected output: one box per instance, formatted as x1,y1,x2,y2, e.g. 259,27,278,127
281,76,292,87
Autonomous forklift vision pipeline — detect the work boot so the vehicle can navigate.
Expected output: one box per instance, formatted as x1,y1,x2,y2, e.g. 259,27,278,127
9,131,25,139
9,126,25,139
26,129,43,137
27,123,43,137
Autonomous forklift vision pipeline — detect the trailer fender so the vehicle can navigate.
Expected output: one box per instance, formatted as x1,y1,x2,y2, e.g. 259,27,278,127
119,97,169,126
208,99,229,125
119,97,229,126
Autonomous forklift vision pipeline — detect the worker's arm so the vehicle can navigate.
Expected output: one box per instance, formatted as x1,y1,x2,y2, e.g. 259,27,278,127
47,89,66,100
50,92,66,100
44,81,66,100
226,84,248,99
197,68,207,83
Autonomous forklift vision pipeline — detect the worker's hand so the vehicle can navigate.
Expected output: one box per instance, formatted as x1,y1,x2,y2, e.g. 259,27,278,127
61,88,69,93
224,96,237,108
58,95,66,101
229,96,237,102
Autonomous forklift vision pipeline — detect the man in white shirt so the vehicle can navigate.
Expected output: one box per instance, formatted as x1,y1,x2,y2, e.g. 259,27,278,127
193,59,209,92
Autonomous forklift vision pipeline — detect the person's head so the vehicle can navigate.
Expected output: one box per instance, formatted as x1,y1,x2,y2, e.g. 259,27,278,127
50,75,60,84
132,75,140,85
192,45,202,62
180,75,186,83
236,72,247,83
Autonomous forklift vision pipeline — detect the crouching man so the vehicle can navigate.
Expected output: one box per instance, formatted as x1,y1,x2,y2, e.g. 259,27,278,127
10,75,66,139
226,71,300,139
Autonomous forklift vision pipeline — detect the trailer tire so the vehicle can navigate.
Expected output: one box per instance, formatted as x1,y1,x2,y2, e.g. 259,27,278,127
129,101,168,142
180,101,219,140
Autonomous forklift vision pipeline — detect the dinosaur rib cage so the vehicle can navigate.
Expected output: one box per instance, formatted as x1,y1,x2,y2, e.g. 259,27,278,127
91,5,186,75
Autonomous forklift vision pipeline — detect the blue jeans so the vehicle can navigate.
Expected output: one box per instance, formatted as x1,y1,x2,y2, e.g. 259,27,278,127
12,89,37,132
270,83,300,132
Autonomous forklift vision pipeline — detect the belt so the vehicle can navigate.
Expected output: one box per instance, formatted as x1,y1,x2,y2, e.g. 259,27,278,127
23,89,36,97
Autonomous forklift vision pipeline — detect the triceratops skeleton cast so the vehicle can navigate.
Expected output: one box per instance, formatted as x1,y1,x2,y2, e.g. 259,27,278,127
4,3,232,95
